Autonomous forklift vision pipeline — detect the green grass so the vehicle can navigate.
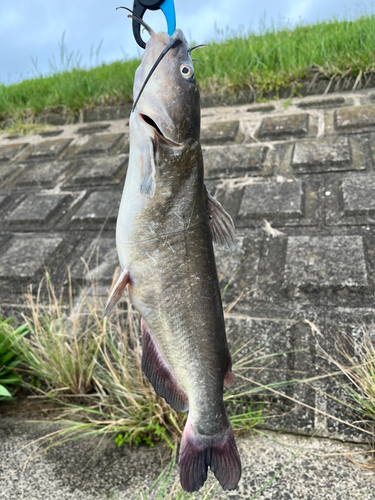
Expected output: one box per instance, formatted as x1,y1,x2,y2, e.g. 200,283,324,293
1,14,375,122
0,317,26,398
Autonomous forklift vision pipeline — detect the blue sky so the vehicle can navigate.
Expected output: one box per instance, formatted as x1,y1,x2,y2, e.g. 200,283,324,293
0,0,374,84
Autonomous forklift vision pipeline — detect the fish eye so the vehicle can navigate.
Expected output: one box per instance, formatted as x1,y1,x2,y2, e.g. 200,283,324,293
180,64,194,81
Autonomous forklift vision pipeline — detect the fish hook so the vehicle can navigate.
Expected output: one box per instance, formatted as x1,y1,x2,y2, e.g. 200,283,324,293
116,6,155,36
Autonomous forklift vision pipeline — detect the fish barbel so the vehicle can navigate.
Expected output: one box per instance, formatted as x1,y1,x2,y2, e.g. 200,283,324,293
104,21,241,493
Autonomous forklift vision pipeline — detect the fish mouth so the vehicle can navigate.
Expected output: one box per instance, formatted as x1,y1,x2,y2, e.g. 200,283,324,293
140,113,164,137
140,113,181,146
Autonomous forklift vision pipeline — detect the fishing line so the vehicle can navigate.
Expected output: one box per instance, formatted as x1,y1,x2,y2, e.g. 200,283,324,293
132,37,182,111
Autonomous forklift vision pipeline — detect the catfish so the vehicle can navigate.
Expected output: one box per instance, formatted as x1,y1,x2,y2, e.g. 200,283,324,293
104,15,241,492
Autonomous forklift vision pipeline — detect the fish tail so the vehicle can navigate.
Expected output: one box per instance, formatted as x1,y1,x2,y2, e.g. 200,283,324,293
179,415,241,493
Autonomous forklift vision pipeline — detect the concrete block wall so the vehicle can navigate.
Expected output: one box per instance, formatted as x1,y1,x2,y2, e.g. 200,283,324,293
1,89,375,440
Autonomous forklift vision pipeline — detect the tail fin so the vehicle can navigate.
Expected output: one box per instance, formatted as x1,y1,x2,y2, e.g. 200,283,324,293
179,416,241,493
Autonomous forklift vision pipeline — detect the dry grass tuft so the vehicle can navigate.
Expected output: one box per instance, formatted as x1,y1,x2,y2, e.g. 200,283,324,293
318,326,375,469
6,267,269,450
7,271,188,449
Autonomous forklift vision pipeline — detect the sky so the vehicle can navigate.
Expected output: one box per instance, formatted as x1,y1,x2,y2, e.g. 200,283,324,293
0,0,374,84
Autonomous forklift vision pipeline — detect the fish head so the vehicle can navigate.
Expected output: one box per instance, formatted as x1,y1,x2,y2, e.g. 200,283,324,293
133,28,200,145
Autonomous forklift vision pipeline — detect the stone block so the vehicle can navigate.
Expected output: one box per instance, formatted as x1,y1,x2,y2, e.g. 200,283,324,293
297,96,345,109
13,161,71,188
77,124,110,135
0,237,63,278
5,194,67,224
284,236,368,291
201,121,240,145
207,180,245,223
266,142,294,176
342,175,375,215
75,134,124,156
203,145,268,178
0,234,11,250
83,105,131,123
0,143,28,162
292,136,352,173
4,134,21,140
238,180,302,220
34,112,77,125
225,316,316,434
214,229,261,305
0,164,20,184
246,104,275,113
0,195,10,213
258,114,309,141
255,236,289,299
66,156,128,186
335,105,375,132
25,139,72,160
71,191,122,225
70,237,118,284
0,195,6,206
38,130,64,138
324,176,373,228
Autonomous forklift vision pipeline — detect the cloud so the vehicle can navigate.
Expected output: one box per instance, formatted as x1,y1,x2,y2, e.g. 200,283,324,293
0,0,374,84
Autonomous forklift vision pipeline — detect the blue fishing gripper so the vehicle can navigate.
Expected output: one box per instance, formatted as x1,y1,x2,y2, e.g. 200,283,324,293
132,0,176,49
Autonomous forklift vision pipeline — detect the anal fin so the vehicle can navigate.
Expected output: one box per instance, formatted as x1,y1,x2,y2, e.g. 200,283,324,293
102,269,130,318
141,319,189,412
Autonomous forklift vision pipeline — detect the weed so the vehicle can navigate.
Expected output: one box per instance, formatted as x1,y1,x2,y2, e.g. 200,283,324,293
0,317,26,398
12,273,103,396
6,267,298,450
1,14,375,121
282,98,292,110
9,272,187,448
320,328,375,433
1,120,49,136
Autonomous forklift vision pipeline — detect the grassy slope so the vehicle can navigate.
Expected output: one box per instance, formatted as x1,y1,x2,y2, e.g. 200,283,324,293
1,14,375,120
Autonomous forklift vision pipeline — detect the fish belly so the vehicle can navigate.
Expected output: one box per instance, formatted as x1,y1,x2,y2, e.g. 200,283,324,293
126,225,230,430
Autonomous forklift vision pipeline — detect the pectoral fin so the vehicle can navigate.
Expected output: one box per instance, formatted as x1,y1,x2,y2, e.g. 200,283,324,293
140,136,156,197
102,269,130,317
207,192,236,251
141,319,189,412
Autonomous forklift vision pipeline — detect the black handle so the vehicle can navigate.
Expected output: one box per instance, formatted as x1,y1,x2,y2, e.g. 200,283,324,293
132,0,165,48
137,0,165,9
